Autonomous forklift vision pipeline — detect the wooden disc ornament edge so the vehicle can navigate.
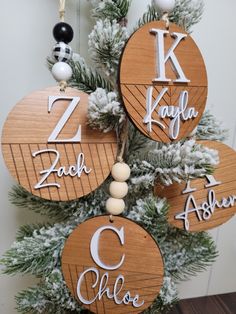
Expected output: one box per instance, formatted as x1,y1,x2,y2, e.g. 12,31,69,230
156,140,236,232
61,215,164,314
1,86,117,202
118,21,208,143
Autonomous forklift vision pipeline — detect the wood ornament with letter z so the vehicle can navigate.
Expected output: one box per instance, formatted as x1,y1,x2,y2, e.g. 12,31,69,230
61,215,164,314
119,21,207,143
156,141,236,232
1,86,117,201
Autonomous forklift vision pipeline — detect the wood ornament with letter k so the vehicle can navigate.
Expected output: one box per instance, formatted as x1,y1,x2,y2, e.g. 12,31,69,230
119,21,207,143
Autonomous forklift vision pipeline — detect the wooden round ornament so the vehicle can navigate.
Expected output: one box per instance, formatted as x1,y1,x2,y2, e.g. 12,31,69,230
156,141,236,232
1,86,117,201
61,215,164,314
119,21,208,143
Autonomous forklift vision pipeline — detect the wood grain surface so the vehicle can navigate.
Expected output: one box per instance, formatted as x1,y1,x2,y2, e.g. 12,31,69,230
156,141,236,232
119,21,207,143
1,87,117,201
61,216,164,314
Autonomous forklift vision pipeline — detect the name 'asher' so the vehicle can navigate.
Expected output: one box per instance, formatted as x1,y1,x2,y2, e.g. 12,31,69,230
175,189,236,231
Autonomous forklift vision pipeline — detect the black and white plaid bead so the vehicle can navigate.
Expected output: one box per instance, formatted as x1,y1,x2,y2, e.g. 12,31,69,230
52,42,73,62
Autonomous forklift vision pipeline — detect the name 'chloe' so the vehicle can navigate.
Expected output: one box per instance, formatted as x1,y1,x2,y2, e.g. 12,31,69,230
77,226,145,308
143,28,198,139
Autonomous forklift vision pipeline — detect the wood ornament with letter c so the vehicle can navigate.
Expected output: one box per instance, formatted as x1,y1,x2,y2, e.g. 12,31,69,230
1,86,117,201
119,21,208,143
61,215,164,314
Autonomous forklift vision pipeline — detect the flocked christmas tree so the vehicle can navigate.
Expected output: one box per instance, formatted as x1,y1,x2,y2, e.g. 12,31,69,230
1,0,228,313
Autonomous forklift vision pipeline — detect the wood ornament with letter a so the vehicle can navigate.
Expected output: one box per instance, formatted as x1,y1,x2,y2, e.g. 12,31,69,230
119,21,207,143
61,215,164,314
1,86,117,201
156,141,236,232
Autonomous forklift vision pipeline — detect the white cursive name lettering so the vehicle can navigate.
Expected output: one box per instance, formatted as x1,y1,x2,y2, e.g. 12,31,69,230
175,189,236,231
144,87,198,139
77,225,144,308
32,149,91,189
77,267,144,308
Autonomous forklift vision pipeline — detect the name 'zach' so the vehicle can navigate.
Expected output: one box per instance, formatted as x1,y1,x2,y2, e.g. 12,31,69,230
32,149,91,189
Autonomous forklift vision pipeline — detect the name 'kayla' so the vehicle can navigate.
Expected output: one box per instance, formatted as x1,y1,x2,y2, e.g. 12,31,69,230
143,28,199,139
144,87,198,140
175,189,236,231
32,149,91,189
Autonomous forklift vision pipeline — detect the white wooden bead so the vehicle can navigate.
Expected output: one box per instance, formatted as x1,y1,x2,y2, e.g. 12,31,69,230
109,181,128,199
153,0,175,12
52,62,72,82
106,198,125,215
111,162,131,182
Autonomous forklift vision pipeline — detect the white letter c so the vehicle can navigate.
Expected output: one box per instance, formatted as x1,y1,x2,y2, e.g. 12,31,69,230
90,225,125,270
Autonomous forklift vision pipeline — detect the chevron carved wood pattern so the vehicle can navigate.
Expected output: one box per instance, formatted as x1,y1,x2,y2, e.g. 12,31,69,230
1,87,117,201
62,216,164,314
119,21,208,143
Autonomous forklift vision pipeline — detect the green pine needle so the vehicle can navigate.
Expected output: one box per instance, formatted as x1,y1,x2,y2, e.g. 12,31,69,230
92,0,131,21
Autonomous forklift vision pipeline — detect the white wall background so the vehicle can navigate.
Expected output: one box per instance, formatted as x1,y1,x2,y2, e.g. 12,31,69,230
0,0,236,313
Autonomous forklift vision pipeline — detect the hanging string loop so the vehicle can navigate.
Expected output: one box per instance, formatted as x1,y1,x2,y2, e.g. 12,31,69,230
59,0,66,22
162,12,170,30
117,118,129,163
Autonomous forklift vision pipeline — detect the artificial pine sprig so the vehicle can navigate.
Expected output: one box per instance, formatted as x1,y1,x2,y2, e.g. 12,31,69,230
16,223,52,241
9,185,80,221
88,19,128,76
128,195,218,281
88,88,125,132
8,195,217,313
1,0,223,313
9,185,107,222
90,0,131,22
1,223,74,276
69,55,113,93
9,138,219,222
130,139,219,188
48,55,113,94
15,270,81,314
196,110,228,141
138,0,204,31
